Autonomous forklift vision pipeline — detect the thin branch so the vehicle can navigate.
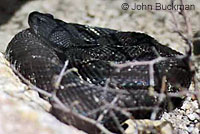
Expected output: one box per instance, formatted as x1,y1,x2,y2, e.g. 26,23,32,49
9,64,114,134
179,0,193,38
109,110,125,134
97,96,119,122
52,94,114,134
10,64,52,98
54,60,69,89
150,76,167,120
169,0,199,107
169,0,192,56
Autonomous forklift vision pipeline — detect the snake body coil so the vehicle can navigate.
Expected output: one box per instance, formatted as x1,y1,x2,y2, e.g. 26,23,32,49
6,11,192,133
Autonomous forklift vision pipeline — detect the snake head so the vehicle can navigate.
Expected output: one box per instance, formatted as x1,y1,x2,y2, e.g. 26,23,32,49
28,11,73,50
28,11,56,38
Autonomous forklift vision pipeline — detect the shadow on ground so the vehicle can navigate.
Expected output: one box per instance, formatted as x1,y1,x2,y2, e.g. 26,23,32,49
0,0,29,25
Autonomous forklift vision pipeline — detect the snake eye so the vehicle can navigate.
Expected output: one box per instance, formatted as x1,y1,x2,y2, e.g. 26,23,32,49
45,13,54,19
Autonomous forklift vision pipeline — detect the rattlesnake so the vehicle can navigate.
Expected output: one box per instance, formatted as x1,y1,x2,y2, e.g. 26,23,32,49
5,11,192,134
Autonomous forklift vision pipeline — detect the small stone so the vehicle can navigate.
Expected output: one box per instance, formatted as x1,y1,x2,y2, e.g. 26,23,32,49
182,101,192,110
177,129,189,134
122,119,173,134
188,113,196,121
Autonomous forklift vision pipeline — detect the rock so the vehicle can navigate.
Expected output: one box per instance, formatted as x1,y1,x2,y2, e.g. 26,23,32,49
122,119,173,134
0,52,86,134
188,113,199,121
162,99,200,134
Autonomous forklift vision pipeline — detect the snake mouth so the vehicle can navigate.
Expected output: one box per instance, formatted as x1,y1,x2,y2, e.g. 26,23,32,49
28,11,41,35
28,11,40,26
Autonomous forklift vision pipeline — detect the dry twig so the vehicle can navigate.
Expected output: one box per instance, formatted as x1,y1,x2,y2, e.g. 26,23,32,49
169,0,200,106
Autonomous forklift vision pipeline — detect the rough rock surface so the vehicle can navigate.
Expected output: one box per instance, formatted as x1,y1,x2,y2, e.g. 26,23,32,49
0,0,199,134
0,53,86,134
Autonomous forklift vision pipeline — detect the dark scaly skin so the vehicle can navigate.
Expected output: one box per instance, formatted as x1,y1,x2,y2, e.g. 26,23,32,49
6,11,192,134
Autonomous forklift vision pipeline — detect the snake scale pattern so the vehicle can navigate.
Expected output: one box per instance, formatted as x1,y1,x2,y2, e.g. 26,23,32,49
6,11,192,133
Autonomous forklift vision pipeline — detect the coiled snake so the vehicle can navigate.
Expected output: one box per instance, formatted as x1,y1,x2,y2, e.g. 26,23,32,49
6,11,192,134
